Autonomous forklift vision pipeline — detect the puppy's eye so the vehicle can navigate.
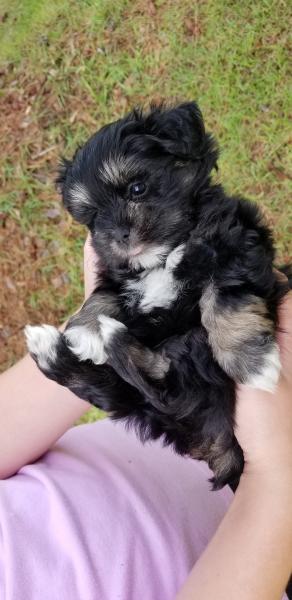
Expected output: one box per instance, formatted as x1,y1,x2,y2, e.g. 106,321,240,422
129,182,146,198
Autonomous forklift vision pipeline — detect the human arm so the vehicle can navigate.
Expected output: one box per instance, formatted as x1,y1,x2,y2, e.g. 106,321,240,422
0,235,98,479
176,291,292,600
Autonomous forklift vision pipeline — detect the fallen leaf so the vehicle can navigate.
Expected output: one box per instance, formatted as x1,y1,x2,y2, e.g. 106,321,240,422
0,326,11,340
268,164,292,181
31,145,57,160
69,111,78,123
184,17,202,37
147,1,156,17
44,207,61,219
51,272,70,288
4,276,17,292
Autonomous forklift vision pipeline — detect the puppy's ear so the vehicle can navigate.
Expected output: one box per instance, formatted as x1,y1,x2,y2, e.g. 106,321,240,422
145,101,218,165
56,157,96,225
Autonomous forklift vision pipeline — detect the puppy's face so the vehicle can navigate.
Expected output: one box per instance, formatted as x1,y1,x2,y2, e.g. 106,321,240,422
58,102,217,270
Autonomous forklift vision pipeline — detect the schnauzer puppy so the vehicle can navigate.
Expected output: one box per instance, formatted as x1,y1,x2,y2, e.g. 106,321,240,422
25,102,290,489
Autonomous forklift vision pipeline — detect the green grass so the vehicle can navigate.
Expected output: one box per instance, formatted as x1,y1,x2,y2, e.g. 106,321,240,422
0,0,291,417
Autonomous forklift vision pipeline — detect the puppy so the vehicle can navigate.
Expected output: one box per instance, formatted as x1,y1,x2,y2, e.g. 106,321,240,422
25,102,290,489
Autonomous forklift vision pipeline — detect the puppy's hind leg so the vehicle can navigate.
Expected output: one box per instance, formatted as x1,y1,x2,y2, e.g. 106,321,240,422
200,283,281,393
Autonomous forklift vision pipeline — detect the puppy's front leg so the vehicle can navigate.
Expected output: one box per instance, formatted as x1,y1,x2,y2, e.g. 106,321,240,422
65,309,170,404
200,282,281,392
63,290,123,364
25,322,142,412
63,294,170,402
25,289,125,383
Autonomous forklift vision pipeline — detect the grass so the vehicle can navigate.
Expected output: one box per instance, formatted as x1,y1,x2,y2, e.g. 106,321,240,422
0,0,291,419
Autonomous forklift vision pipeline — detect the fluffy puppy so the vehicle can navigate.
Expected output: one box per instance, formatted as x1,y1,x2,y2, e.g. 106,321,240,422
25,102,290,489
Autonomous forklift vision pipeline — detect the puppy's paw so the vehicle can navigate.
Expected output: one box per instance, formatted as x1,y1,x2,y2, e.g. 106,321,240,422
245,344,281,393
64,316,126,365
98,315,127,344
191,432,244,490
25,324,61,370
64,325,107,365
210,442,244,491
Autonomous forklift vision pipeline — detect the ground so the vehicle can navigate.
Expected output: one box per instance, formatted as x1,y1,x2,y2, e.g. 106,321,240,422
0,0,291,415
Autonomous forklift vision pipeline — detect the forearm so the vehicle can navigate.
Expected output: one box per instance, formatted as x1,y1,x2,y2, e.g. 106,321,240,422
0,354,90,478
176,474,292,600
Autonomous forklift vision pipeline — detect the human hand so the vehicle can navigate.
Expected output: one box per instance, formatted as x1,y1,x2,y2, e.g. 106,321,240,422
236,290,292,486
59,234,100,332
83,233,101,300
177,294,292,600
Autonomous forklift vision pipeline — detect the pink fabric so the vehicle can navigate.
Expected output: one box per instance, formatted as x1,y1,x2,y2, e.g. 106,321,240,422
0,419,287,600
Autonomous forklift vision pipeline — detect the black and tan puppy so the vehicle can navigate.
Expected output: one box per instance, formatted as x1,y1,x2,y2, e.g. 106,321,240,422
25,102,290,489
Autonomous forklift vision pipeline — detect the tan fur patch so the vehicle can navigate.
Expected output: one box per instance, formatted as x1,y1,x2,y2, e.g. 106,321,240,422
99,155,140,186
129,345,170,380
200,283,272,350
199,282,274,379
189,432,243,484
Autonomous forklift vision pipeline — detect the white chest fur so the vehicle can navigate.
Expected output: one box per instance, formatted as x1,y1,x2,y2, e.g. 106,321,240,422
123,244,185,313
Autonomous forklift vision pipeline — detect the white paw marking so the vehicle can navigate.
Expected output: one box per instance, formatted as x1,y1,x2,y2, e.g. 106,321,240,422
97,315,127,344
125,244,185,313
64,326,107,365
64,317,126,364
24,324,60,370
246,345,281,393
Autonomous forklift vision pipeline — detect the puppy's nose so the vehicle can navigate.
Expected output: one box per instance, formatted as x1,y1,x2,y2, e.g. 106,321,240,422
115,226,130,244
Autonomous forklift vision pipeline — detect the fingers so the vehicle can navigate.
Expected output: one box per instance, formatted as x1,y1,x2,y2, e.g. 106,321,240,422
271,270,292,379
273,267,288,283
277,292,292,378
83,234,100,299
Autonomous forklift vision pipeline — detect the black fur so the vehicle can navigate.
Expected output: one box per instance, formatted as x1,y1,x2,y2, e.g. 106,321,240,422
27,102,290,489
